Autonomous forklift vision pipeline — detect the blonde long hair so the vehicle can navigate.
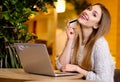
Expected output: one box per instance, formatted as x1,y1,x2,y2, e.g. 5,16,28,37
73,3,111,71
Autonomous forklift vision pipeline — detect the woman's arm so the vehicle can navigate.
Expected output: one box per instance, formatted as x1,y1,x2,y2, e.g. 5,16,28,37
58,39,74,65
58,21,76,66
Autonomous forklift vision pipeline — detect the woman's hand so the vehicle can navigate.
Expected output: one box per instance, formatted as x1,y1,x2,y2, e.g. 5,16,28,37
61,64,79,72
61,64,88,77
66,20,76,41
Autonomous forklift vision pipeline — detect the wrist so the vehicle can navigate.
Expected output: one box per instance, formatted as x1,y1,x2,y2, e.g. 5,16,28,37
67,38,74,42
67,39,74,49
67,38,74,43
76,66,80,72
76,66,88,77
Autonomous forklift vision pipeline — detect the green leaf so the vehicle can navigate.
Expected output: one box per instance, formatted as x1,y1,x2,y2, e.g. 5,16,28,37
0,54,5,58
18,24,27,31
11,0,18,5
0,34,4,39
7,45,15,67
2,11,10,20
9,19,15,26
5,55,8,68
3,1,9,9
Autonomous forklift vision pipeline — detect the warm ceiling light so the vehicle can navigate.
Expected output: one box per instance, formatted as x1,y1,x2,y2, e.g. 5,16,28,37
56,0,66,13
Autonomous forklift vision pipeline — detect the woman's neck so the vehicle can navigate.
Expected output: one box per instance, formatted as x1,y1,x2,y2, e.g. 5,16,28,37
81,26,93,45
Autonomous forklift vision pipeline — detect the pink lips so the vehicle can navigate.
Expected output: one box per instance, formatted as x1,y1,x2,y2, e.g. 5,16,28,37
79,12,88,21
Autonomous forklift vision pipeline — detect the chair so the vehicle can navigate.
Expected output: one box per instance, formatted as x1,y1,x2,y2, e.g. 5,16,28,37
114,69,120,82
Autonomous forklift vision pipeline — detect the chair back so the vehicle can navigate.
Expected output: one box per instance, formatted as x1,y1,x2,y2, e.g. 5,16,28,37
114,69,120,82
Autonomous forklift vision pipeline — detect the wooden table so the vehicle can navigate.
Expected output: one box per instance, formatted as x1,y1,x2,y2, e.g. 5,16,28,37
0,69,101,82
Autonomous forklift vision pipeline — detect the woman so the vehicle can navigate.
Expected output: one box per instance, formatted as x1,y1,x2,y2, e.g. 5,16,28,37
56,3,115,82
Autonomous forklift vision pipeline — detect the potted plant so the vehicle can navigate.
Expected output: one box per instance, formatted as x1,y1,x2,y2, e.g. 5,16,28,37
0,0,57,68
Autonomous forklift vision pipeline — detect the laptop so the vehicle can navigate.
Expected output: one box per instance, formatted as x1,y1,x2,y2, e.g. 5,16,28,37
14,43,77,77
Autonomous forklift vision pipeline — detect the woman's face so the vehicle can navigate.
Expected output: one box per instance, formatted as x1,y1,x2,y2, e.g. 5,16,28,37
78,5,102,28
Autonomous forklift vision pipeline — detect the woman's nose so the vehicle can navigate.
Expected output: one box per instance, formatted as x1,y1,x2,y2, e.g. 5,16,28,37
86,10,92,16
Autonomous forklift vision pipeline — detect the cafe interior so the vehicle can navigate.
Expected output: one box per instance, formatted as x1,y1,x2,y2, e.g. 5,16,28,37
0,0,120,82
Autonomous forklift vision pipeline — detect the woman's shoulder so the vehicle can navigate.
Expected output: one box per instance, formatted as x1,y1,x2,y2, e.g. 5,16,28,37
94,37,108,47
93,37,111,53
92,37,115,67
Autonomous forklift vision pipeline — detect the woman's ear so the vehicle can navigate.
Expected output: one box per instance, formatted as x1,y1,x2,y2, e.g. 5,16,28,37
93,24,99,29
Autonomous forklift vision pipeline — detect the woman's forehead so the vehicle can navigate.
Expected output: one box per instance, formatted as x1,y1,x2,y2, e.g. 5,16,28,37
92,5,102,15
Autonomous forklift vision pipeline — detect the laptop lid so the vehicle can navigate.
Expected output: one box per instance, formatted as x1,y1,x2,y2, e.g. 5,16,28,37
14,43,56,76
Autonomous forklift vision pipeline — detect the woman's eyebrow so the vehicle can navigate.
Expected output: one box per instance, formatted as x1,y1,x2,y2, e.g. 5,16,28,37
89,5,92,10
94,11,98,15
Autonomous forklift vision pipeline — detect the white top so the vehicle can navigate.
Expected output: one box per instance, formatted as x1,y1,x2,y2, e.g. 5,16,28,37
86,37,115,82
56,37,115,82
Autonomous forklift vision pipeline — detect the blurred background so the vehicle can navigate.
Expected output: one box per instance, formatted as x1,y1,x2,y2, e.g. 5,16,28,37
0,0,120,69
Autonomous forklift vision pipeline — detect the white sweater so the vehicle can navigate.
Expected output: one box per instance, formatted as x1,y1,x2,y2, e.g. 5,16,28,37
86,37,115,82
56,37,115,82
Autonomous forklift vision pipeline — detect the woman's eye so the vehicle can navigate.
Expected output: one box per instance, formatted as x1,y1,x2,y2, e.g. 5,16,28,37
87,7,90,10
87,6,92,11
93,14,97,17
